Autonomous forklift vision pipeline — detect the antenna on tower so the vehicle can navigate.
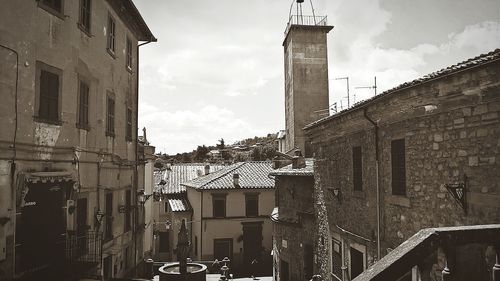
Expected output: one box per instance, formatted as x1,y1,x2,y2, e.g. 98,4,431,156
355,76,378,98
286,0,326,33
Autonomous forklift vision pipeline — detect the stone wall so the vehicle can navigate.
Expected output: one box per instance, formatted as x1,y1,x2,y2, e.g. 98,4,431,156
305,58,500,278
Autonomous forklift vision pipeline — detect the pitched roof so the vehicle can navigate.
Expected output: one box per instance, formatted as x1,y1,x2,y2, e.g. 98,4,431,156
107,0,157,42
182,161,275,190
269,158,315,176
305,48,500,130
167,194,192,212
154,164,225,194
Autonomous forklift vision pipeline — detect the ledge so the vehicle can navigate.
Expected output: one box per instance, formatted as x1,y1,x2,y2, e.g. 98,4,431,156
387,195,410,208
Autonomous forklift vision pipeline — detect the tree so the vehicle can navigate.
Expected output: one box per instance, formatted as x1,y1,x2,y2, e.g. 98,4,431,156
194,145,209,162
217,138,225,149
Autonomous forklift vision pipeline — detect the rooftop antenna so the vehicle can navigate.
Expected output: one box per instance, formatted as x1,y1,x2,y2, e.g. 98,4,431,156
355,76,378,98
334,77,350,108
288,0,319,25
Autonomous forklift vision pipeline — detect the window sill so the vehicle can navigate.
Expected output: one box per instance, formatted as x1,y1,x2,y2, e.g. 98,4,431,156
107,49,117,59
352,190,366,199
38,3,65,20
77,123,90,131
388,195,410,208
77,23,92,37
34,116,62,126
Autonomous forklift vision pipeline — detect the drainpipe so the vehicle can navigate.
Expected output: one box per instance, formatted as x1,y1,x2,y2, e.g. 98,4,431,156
134,39,154,276
363,108,381,260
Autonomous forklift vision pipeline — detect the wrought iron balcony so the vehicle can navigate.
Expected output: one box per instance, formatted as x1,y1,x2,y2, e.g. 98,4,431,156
65,231,102,265
353,224,500,281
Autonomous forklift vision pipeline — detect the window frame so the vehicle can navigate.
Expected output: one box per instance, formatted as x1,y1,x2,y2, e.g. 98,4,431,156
78,0,91,34
126,106,133,141
212,194,227,218
352,146,363,192
245,193,259,217
331,237,343,280
35,61,62,124
126,36,133,71
391,138,407,196
106,93,115,137
77,78,90,130
106,13,116,57
38,0,64,19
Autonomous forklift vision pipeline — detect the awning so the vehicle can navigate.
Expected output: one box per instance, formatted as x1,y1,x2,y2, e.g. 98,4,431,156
25,171,76,184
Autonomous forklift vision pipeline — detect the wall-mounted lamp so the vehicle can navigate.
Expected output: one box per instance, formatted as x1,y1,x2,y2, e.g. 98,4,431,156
137,189,154,205
329,187,341,201
95,211,105,226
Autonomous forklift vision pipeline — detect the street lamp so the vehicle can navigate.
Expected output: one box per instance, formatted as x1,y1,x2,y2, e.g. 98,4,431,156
137,189,153,205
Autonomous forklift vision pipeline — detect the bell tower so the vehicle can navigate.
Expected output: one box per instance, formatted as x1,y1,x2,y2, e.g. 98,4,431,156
283,0,333,156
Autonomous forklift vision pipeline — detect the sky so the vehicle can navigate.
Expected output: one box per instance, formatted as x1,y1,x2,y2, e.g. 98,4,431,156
134,0,500,155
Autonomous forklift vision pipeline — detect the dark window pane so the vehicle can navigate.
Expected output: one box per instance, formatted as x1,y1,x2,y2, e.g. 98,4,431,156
391,139,406,196
353,146,362,191
78,81,89,127
245,195,258,217
42,0,62,12
159,232,169,252
80,0,91,31
213,198,226,218
39,69,59,121
332,238,342,279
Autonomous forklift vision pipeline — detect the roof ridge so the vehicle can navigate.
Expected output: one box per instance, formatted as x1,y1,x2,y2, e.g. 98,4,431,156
198,162,246,188
305,48,500,129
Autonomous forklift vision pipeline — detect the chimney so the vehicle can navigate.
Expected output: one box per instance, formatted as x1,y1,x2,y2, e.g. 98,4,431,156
204,164,210,175
292,149,306,169
233,173,240,187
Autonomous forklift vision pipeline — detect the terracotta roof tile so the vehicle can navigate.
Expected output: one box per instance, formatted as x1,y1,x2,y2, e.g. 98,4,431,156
154,164,225,194
167,194,192,212
269,158,315,176
182,161,275,190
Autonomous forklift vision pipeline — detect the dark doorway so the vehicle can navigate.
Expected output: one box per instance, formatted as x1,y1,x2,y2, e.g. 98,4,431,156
76,198,88,255
350,247,364,279
242,222,263,275
280,260,289,281
304,244,314,280
103,255,113,280
16,182,65,274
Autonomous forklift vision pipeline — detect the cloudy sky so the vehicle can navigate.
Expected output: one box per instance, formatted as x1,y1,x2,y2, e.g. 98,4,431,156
134,0,500,154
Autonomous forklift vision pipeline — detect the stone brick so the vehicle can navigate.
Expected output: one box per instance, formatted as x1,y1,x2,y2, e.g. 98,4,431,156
462,107,472,116
479,157,495,165
468,156,478,166
473,104,488,115
458,150,467,157
433,143,439,150
477,128,488,137
454,118,465,125
434,133,443,142
459,131,467,139
481,112,498,121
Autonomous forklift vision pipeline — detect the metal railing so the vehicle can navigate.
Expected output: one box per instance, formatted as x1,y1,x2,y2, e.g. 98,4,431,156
65,231,102,264
285,15,328,35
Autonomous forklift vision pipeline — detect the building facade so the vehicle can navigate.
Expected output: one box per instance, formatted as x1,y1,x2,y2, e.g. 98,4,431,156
152,163,224,262
270,158,317,281
183,161,275,277
304,49,500,281
0,1,155,280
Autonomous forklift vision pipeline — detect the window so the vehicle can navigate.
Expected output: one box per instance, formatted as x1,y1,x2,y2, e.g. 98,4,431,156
159,232,169,252
77,80,89,128
164,201,169,213
245,194,259,217
126,106,132,141
352,146,362,191
105,193,113,241
79,0,91,33
212,195,226,218
37,63,61,123
213,239,232,261
106,94,115,136
391,139,406,196
107,14,116,55
124,190,131,232
331,238,342,280
40,0,63,15
126,37,133,70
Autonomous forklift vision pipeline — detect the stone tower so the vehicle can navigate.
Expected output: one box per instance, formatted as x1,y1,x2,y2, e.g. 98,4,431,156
283,10,333,156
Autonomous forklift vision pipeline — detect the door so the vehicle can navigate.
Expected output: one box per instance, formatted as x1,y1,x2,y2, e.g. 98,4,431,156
280,260,289,281
350,247,364,279
242,222,263,270
304,244,313,280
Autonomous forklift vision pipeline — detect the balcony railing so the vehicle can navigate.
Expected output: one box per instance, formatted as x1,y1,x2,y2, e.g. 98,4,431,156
353,224,500,281
65,231,102,265
285,15,328,35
